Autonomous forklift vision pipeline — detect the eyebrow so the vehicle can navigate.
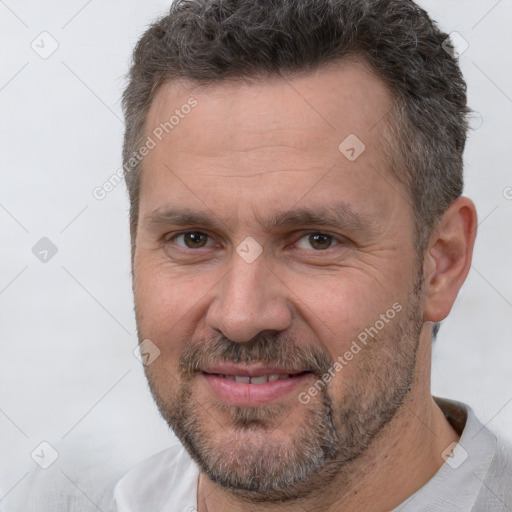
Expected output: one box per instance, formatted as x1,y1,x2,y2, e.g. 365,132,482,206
144,202,375,234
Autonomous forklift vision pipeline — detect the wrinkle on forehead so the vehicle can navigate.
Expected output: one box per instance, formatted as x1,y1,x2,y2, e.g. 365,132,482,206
138,59,407,238
144,59,393,158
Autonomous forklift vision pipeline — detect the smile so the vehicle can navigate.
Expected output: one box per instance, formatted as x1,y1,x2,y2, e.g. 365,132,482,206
203,372,308,384
200,365,313,406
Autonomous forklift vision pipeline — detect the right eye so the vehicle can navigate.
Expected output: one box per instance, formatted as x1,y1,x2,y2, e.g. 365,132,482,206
172,231,214,249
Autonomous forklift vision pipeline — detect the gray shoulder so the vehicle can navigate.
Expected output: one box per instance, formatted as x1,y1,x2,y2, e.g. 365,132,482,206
492,435,512,485
474,434,512,511
111,443,197,512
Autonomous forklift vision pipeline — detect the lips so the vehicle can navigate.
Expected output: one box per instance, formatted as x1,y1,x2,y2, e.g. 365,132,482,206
199,363,312,406
200,362,307,377
207,373,297,384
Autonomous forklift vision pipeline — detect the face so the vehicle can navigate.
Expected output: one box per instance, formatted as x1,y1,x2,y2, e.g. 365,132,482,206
132,60,425,502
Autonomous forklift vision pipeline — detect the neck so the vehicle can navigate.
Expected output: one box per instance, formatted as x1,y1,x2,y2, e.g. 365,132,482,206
197,334,460,512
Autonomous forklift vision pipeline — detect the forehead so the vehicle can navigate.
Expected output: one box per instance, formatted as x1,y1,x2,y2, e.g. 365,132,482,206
139,59,402,226
145,59,392,155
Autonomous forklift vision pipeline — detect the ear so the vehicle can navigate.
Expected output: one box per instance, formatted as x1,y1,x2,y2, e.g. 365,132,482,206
423,197,478,322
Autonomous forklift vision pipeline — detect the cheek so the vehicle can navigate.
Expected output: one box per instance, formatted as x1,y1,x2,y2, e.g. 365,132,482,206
133,262,195,359
288,271,393,347
134,256,203,319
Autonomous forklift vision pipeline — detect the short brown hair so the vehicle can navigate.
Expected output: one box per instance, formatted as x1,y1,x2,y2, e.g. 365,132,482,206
122,0,469,253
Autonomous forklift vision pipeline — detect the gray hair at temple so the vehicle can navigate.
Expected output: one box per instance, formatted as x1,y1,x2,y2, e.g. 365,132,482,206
122,0,470,258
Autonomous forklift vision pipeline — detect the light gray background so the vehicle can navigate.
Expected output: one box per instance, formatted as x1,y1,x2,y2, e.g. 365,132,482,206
0,0,511,510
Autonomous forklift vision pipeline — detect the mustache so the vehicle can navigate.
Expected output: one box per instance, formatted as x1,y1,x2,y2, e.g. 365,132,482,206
179,332,334,378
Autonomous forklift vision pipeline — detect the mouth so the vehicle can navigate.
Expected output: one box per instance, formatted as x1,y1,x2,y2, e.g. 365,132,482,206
199,364,314,406
202,371,309,384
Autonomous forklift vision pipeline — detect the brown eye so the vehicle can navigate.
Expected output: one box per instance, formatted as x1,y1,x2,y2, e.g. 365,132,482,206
174,232,211,249
295,232,338,251
308,233,333,250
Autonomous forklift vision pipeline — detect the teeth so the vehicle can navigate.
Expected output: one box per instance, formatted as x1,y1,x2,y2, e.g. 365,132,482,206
218,373,293,383
249,375,268,384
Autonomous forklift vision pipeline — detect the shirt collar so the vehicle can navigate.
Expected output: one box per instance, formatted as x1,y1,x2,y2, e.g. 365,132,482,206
389,396,497,512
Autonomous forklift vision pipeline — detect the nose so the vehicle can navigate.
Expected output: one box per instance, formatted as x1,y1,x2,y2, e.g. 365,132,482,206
205,251,293,343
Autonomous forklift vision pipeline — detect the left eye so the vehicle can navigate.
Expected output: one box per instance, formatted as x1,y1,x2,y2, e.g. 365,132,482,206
295,233,339,251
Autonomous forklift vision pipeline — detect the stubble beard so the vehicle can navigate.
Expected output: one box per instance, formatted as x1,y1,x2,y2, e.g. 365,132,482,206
141,274,424,503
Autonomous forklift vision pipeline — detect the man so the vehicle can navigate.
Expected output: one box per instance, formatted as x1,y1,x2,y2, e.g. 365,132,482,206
113,0,512,510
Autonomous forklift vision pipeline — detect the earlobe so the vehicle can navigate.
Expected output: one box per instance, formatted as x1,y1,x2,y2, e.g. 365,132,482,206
423,197,478,323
